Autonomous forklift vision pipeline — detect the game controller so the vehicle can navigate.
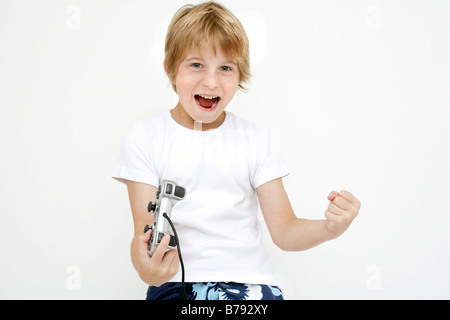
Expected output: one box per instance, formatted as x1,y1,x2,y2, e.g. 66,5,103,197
145,179,186,256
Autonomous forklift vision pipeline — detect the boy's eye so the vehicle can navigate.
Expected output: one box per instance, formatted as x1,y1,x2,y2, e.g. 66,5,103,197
191,63,202,68
220,66,232,72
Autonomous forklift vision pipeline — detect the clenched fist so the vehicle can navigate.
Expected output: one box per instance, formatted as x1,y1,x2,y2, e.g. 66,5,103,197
325,190,361,238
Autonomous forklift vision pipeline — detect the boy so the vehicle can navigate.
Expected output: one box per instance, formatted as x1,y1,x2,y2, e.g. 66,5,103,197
113,1,360,300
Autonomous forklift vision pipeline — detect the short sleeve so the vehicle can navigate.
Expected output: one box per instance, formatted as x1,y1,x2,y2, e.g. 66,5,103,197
112,122,159,187
251,128,290,189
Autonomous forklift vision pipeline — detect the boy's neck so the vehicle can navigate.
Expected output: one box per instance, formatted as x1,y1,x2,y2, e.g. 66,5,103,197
170,103,226,131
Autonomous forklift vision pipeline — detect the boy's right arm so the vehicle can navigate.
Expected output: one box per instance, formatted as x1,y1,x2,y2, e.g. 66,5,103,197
126,180,180,286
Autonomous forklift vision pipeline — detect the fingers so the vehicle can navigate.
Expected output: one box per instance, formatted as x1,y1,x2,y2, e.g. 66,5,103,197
327,190,361,210
142,229,152,242
154,235,179,280
325,189,361,237
327,191,349,213
163,248,180,268
151,234,172,262
327,191,339,201
338,190,361,209
327,201,347,215
324,209,339,222
136,231,180,286
325,189,360,230
138,229,152,258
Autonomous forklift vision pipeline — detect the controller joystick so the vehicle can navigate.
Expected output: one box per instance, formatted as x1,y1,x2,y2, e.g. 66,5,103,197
148,201,156,213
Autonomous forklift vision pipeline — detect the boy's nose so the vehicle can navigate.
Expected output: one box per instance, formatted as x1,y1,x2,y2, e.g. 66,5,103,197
202,70,219,89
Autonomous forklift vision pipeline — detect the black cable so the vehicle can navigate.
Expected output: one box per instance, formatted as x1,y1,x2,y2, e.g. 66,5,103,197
163,213,187,300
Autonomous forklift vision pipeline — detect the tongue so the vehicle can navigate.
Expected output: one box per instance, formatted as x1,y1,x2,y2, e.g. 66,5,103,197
197,96,215,108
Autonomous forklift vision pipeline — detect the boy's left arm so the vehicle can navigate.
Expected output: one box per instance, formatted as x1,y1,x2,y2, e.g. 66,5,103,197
257,178,361,251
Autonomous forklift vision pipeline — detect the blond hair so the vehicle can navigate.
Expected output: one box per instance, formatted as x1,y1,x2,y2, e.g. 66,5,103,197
164,1,250,92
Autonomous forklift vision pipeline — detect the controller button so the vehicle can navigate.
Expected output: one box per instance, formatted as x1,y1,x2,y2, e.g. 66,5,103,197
165,183,173,194
157,232,177,247
175,186,185,198
156,185,161,199
169,236,177,247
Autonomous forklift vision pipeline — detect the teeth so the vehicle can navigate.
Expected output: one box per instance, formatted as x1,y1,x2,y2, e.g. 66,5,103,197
198,95,218,99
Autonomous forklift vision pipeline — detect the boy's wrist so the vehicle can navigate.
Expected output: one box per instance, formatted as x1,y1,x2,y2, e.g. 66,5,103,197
324,220,343,240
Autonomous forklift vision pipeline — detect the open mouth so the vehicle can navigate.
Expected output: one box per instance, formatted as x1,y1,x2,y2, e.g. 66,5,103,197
195,94,220,111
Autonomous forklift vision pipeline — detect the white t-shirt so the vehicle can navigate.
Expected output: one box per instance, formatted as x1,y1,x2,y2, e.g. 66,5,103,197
112,110,289,285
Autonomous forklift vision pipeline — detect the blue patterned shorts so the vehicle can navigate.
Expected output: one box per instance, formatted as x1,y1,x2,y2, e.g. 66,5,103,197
146,282,284,300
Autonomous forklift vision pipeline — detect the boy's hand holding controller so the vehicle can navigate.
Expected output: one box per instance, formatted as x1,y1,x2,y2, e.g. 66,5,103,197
134,180,186,286
135,229,179,286
127,180,182,286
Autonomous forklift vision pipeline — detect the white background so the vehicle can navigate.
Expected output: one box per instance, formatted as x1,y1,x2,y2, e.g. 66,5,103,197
0,0,449,299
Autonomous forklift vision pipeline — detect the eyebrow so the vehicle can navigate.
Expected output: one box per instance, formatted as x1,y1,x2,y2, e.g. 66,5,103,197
185,57,203,62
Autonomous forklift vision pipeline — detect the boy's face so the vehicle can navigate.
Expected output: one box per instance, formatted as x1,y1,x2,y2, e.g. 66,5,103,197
170,44,240,130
